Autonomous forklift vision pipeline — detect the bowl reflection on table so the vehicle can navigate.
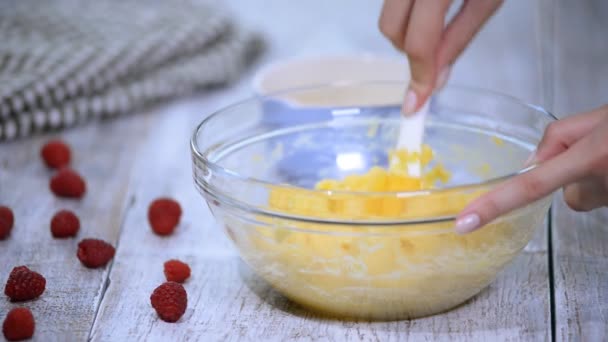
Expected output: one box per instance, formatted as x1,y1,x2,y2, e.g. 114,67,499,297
191,83,555,320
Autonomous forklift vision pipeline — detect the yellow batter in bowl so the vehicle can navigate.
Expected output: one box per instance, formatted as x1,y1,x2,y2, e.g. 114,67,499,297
223,147,548,319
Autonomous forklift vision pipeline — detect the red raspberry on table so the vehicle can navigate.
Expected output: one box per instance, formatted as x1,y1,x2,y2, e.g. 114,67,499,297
0,206,14,240
50,210,80,238
50,168,86,198
148,198,182,236
41,139,71,169
2,307,35,341
77,239,115,268
150,282,188,323
163,260,191,283
4,266,46,302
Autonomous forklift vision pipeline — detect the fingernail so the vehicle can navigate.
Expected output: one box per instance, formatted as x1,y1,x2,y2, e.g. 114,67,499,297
455,213,481,234
402,89,418,115
435,66,451,90
524,150,537,167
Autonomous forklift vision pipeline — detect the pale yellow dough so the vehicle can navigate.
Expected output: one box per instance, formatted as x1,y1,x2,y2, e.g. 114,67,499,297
228,145,543,319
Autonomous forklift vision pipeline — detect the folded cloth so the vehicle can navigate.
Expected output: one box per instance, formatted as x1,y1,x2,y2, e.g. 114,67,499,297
0,0,262,140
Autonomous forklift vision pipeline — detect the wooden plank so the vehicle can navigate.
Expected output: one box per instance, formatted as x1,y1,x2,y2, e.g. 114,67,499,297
551,0,608,340
90,0,552,341
88,90,250,342
92,251,549,342
553,198,608,340
0,114,151,341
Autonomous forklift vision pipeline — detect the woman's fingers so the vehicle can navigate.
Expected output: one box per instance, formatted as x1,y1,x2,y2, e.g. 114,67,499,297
379,0,505,114
531,105,608,164
456,107,608,234
455,138,591,234
563,176,608,212
436,0,504,70
378,0,413,51
562,113,608,212
401,0,452,115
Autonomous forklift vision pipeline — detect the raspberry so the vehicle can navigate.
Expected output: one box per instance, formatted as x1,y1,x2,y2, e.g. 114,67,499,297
50,168,86,198
0,206,14,240
163,260,191,283
41,139,71,169
50,210,80,238
77,239,115,268
2,307,35,341
148,198,182,236
4,266,46,302
150,282,187,323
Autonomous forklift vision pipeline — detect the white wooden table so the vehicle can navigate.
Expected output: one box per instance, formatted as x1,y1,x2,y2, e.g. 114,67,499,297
1,1,607,341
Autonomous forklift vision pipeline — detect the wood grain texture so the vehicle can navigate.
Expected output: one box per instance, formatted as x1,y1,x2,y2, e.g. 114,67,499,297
88,0,552,341
0,114,151,341
93,253,549,342
88,90,251,342
551,0,608,340
553,199,608,341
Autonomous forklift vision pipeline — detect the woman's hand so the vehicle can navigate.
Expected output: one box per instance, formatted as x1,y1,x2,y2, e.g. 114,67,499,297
378,0,503,114
456,105,608,234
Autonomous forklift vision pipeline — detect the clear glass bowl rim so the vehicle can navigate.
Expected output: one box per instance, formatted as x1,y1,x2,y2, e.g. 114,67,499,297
191,82,556,225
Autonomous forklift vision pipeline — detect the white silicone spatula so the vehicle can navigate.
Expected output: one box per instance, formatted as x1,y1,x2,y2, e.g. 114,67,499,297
396,100,429,177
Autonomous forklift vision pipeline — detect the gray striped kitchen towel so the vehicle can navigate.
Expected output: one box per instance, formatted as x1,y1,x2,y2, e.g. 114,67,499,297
0,0,262,140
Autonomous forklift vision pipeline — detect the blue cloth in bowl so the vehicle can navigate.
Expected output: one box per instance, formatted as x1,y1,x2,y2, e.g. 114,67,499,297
259,96,398,188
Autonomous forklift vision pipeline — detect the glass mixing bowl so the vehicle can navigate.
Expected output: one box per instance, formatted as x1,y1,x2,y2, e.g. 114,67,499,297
191,82,555,320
